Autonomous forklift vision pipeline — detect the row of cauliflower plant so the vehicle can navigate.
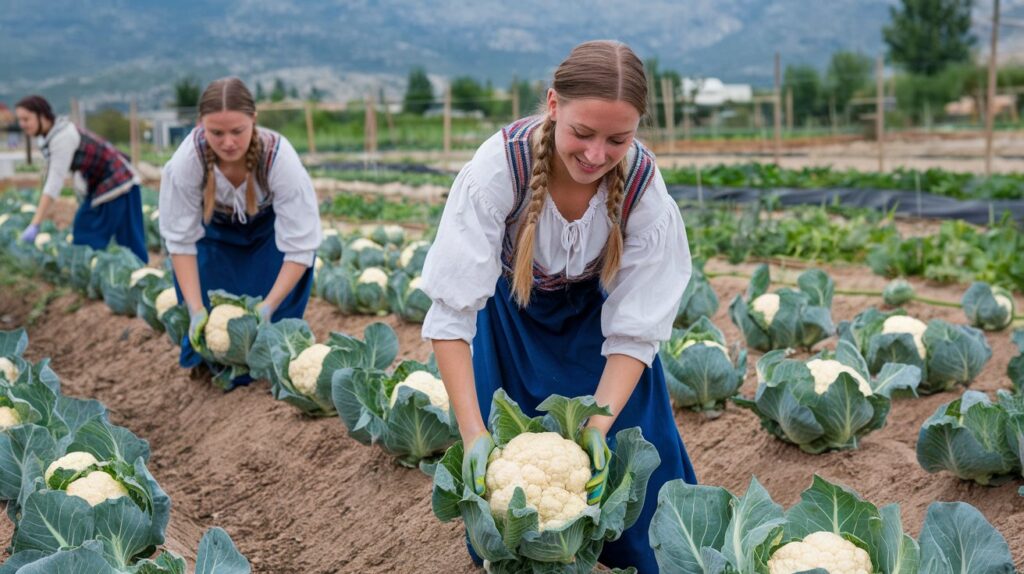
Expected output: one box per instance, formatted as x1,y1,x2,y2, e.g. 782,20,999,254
2,202,460,471
431,391,656,574
0,329,250,573
648,474,1016,574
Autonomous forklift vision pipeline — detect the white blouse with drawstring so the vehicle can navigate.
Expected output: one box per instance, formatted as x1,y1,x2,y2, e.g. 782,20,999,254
419,130,692,366
158,129,321,267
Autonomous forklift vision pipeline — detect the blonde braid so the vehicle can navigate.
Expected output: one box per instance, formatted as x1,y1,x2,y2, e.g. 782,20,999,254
202,143,218,223
511,116,556,307
600,161,626,288
243,126,262,217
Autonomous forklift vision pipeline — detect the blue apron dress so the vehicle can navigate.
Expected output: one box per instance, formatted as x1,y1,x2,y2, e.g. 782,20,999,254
175,206,314,378
464,118,697,573
73,184,148,263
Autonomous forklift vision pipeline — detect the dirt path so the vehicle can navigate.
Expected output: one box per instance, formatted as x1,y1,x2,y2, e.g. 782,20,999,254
0,258,1021,572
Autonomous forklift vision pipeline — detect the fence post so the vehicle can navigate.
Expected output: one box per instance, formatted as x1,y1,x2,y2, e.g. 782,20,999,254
984,0,1001,176
773,52,782,165
876,55,885,173
70,98,81,128
661,77,675,154
443,84,452,166
785,87,794,134
512,75,520,120
305,102,317,155
129,97,140,166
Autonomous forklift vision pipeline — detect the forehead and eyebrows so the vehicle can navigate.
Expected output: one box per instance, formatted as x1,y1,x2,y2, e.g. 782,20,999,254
557,97,641,138
202,110,254,134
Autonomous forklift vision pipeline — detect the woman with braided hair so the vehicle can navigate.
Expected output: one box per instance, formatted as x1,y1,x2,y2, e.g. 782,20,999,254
159,77,321,387
420,40,695,572
14,95,148,262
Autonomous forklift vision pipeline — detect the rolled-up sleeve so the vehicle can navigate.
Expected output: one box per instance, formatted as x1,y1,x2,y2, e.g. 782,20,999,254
420,133,514,344
158,135,204,255
269,137,321,267
601,169,692,366
41,127,80,200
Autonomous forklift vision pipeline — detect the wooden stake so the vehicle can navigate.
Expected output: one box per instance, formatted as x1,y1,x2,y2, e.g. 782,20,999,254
129,97,140,166
773,52,782,164
305,102,317,155
985,0,1001,176
876,55,885,173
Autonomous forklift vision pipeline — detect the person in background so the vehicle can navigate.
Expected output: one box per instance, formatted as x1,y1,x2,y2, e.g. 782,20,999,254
15,95,147,262
420,40,696,572
159,77,321,387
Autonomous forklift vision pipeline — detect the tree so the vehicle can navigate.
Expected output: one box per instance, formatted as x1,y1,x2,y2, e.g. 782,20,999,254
270,78,287,103
825,51,872,113
173,77,201,109
783,65,823,124
86,107,130,144
255,81,266,102
403,67,434,115
883,0,975,75
450,76,485,114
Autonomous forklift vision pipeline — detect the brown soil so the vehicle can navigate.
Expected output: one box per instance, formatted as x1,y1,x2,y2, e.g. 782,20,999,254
0,258,1021,573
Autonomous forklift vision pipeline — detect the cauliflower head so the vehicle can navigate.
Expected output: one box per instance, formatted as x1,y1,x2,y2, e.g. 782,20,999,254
881,315,927,359
129,267,165,287
681,339,729,357
288,343,332,396
0,407,21,429
767,531,873,574
20,204,36,213
806,359,873,396
485,432,591,530
314,257,324,273
752,293,781,325
408,276,423,293
66,470,128,507
45,451,100,482
389,370,449,412
33,233,52,249
205,304,248,356
149,208,160,221
399,240,429,268
349,238,382,252
358,267,389,288
323,228,339,238
155,288,179,317
0,214,9,226
0,357,19,383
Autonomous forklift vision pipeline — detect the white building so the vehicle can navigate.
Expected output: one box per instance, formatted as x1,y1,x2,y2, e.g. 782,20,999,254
681,77,753,106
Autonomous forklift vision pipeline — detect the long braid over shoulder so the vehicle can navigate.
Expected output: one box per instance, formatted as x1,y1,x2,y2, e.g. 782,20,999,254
511,115,556,307
242,126,263,217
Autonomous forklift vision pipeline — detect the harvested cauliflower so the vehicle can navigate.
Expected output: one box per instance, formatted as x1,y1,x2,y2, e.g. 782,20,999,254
66,471,128,507
767,531,873,574
205,304,247,356
155,288,178,317
0,407,20,429
45,451,100,482
0,358,18,383
129,267,165,287
358,267,389,288
390,370,449,411
486,432,591,530
288,343,332,396
752,293,781,325
806,359,873,396
881,315,928,359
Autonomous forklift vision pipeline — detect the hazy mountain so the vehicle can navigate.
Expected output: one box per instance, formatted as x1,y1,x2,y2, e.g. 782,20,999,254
1,0,1019,110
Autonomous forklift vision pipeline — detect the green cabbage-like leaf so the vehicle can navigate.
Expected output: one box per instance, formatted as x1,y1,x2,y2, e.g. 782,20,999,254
674,265,719,328
660,318,745,415
962,281,1015,331
883,279,914,307
918,502,1015,574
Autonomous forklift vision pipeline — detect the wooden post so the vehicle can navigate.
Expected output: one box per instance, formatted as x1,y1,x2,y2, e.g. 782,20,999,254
129,97,140,166
829,95,838,136
661,77,675,154
985,0,1001,176
511,75,520,120
364,94,378,156
70,98,81,128
773,52,782,164
785,87,794,133
647,73,660,133
443,84,452,163
876,55,885,173
305,102,317,155
381,89,396,147
24,133,32,166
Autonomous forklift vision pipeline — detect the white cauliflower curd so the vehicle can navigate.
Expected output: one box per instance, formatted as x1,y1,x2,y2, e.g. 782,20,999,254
205,304,247,356
0,407,20,429
129,267,165,287
881,315,928,359
806,359,873,396
485,432,592,530
752,293,781,325
155,288,178,317
0,358,18,383
358,267,389,288
288,344,332,396
389,371,449,411
767,531,873,574
66,470,128,507
45,451,100,482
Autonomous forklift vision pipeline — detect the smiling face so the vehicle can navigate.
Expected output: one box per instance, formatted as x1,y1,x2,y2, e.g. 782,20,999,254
546,91,640,186
15,107,46,137
201,110,255,164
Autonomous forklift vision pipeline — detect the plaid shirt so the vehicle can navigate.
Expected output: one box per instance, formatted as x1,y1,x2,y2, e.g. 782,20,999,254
69,128,138,205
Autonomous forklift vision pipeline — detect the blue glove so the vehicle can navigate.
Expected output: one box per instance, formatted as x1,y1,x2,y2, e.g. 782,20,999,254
188,307,208,349
20,224,40,243
580,427,611,505
462,432,495,496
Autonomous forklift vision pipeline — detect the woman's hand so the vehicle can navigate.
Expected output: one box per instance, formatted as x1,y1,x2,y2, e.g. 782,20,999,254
579,427,610,505
462,431,495,496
